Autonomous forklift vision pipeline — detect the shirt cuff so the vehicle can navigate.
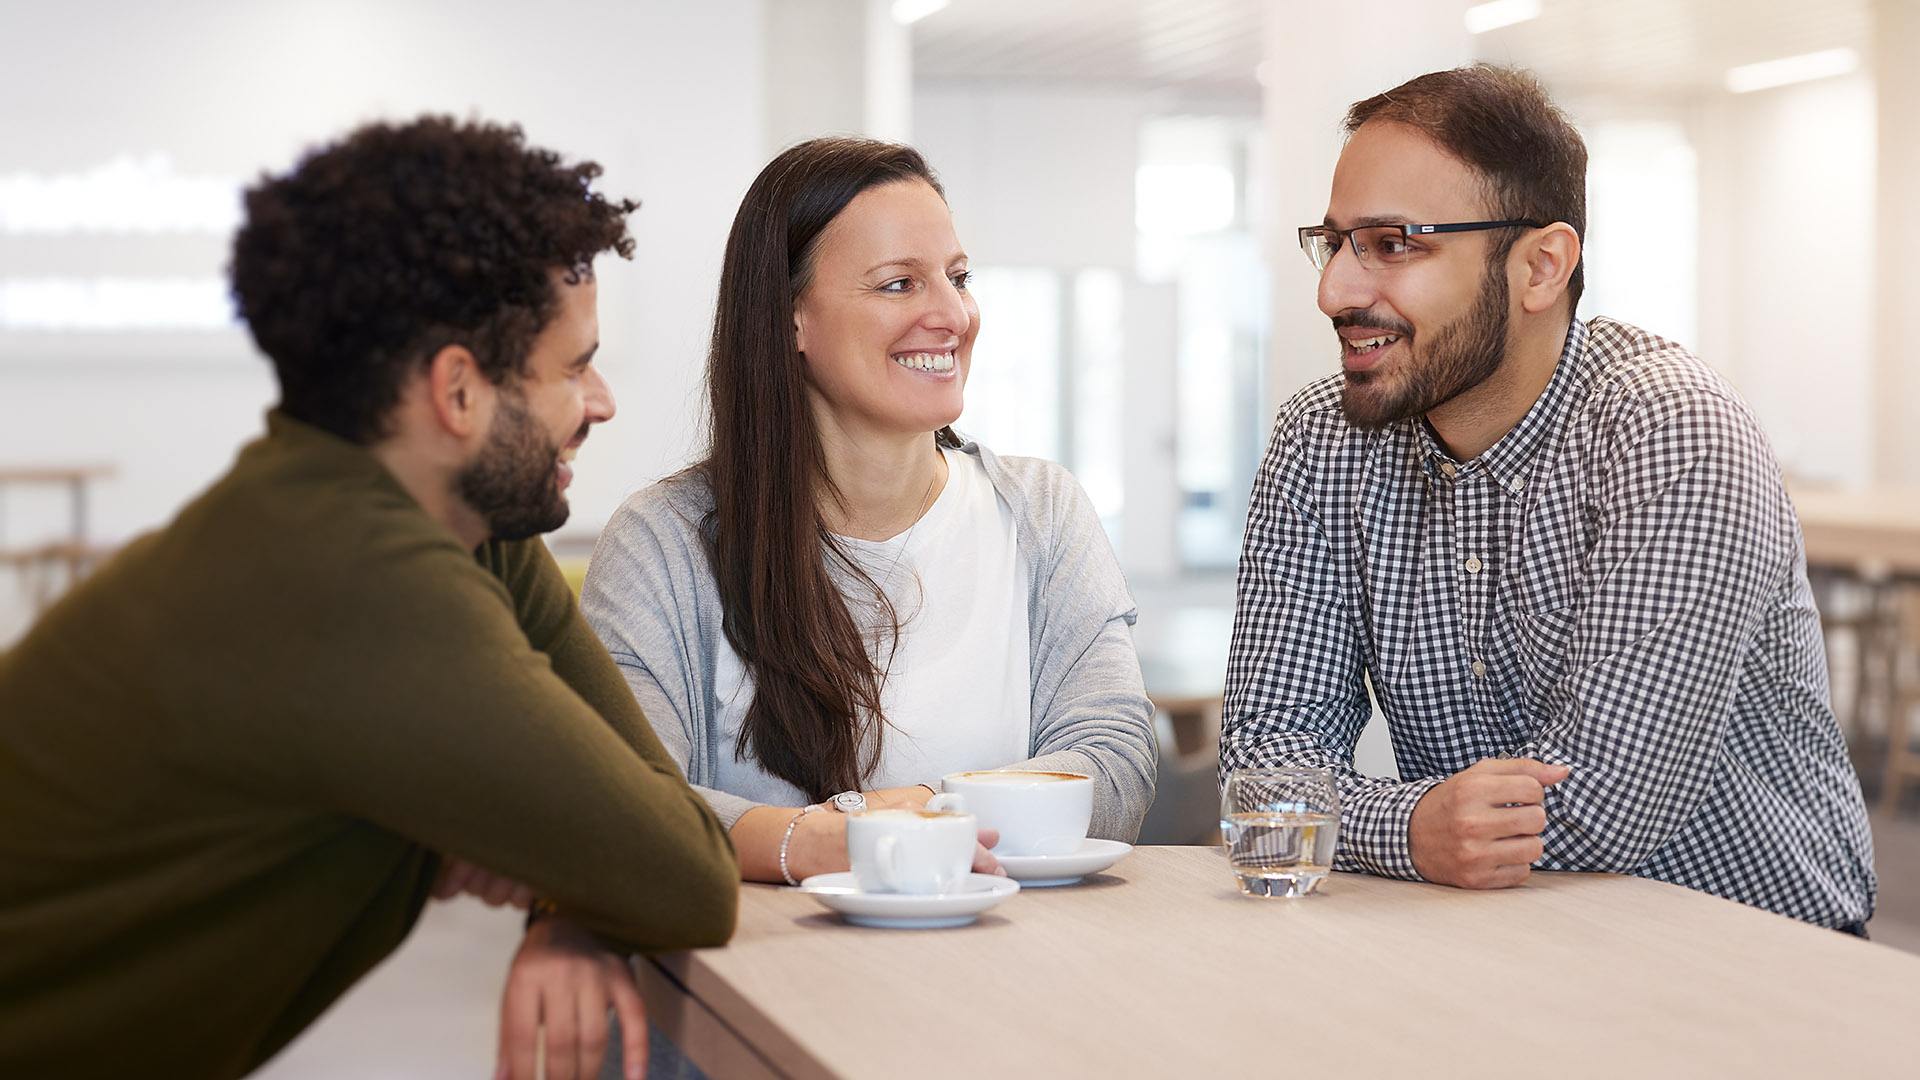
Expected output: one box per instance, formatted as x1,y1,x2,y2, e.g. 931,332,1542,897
1335,777,1444,881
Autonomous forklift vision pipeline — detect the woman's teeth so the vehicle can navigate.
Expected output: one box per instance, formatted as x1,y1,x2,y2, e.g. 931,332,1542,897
893,351,955,373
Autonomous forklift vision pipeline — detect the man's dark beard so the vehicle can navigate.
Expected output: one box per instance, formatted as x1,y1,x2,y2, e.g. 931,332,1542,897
1341,256,1510,430
456,389,573,542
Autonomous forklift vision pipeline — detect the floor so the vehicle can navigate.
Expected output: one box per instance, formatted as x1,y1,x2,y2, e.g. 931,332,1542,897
256,897,522,1080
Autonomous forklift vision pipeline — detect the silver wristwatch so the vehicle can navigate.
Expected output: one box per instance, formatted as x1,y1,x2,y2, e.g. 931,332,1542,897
826,790,868,814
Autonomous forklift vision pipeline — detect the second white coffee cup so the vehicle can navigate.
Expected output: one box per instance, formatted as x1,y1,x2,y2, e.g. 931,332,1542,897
941,770,1093,856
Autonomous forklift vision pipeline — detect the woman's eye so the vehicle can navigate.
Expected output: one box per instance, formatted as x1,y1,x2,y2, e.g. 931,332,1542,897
950,270,972,290
879,278,914,293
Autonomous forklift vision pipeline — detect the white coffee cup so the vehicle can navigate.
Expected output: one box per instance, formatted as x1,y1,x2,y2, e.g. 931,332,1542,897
845,794,976,895
940,770,1092,857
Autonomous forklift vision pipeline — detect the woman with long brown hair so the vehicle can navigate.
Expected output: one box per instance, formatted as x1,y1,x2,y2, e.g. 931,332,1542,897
600,135,1154,876
494,134,1157,1078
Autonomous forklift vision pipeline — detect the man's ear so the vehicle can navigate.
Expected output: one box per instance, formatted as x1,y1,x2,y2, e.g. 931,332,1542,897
424,344,488,438
1517,223,1581,315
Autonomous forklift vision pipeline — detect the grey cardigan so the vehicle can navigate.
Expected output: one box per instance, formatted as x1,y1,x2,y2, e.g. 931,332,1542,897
581,439,1157,840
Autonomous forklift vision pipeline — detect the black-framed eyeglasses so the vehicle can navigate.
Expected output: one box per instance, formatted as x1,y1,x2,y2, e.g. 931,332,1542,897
1298,220,1545,272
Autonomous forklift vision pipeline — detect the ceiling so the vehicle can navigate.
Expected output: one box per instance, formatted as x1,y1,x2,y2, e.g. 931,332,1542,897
912,0,1266,98
1475,0,1870,99
911,0,1874,100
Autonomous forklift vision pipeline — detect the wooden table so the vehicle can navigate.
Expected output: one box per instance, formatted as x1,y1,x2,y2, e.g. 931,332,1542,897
639,846,1920,1079
1793,488,1920,576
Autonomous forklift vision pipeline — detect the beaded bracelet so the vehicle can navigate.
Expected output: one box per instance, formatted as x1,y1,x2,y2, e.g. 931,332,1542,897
778,805,820,886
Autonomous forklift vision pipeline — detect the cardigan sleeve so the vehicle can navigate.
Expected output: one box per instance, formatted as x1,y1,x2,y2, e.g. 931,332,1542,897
582,484,771,831
1000,455,1158,841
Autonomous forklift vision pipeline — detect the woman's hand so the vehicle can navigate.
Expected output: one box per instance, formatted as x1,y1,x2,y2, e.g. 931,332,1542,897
785,809,852,879
970,827,1005,876
790,809,1003,879
857,788,1004,875
861,784,936,810
733,799,1007,883
497,917,647,1080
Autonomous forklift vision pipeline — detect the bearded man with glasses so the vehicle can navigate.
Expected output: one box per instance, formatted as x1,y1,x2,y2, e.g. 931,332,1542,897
1222,64,1875,933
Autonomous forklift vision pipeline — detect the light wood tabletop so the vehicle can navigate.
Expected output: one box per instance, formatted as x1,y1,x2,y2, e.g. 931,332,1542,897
640,845,1920,1079
1792,488,1920,575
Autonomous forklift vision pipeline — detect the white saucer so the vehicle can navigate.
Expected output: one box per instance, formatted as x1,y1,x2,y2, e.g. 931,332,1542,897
797,872,1020,928
991,838,1134,887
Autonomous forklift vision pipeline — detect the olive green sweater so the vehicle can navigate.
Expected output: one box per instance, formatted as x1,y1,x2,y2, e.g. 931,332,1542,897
0,413,738,1078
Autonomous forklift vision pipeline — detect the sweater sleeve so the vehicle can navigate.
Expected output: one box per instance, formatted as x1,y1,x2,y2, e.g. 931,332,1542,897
221,531,739,953
1011,460,1158,842
581,491,767,831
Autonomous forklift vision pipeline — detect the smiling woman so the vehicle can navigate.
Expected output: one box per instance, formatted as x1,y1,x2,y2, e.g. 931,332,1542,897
586,136,1155,864
490,136,1159,1072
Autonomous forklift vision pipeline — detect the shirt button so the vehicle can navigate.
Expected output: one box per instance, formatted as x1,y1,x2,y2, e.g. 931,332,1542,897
1440,462,1458,478
1509,477,1527,493
1470,659,1488,678
1465,556,1484,574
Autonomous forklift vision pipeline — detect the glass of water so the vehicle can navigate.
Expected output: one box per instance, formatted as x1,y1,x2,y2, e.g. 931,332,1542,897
1221,767,1340,898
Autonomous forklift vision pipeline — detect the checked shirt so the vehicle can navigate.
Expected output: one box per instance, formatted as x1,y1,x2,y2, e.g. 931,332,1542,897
1222,316,1876,928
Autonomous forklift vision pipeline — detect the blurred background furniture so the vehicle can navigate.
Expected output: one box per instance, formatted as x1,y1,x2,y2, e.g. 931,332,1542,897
0,465,115,617
1136,607,1232,846
1876,584,1920,815
1794,487,1920,813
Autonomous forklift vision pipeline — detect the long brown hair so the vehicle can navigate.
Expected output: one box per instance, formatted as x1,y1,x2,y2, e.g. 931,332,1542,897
697,136,954,801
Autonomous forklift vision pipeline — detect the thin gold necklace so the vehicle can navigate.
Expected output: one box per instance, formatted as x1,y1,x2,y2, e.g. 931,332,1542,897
865,452,943,675
876,452,942,588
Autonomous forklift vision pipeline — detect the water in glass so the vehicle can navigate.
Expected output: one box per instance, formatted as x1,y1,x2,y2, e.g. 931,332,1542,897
1221,768,1339,898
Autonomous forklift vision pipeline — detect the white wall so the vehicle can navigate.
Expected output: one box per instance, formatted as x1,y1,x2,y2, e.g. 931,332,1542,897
1693,73,1876,488
0,0,766,561
1874,0,1920,488
1261,1,1474,417
763,0,911,152
913,83,1141,270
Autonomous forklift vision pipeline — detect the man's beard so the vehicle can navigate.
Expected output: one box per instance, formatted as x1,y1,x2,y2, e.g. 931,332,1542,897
1341,257,1511,430
456,389,575,542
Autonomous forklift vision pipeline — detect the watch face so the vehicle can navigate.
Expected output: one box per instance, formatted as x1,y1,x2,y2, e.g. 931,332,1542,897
832,791,867,813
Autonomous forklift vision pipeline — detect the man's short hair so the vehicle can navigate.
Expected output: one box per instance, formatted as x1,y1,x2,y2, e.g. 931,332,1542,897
230,117,637,443
1345,64,1587,310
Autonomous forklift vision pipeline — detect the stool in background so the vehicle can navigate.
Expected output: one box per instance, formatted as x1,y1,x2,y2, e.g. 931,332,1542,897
1880,583,1920,816
0,540,112,617
1137,692,1223,846
1809,565,1883,743
0,465,116,618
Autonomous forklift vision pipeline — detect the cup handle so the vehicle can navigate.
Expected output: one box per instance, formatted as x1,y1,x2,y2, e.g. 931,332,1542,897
875,834,901,891
926,792,967,815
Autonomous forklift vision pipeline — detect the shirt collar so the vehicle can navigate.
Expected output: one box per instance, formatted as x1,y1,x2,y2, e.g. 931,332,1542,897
1413,317,1593,497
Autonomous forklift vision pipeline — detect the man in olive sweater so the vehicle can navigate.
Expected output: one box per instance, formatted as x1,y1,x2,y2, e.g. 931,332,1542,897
0,118,738,1079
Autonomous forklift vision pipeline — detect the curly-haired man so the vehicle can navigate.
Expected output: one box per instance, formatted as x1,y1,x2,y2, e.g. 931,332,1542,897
0,118,738,1079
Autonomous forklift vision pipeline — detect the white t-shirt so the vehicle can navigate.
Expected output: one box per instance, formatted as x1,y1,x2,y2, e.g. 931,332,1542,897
709,448,1032,799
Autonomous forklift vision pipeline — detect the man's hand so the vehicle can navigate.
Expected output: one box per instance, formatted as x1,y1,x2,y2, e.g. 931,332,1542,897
1409,757,1570,888
498,917,647,1080
432,856,534,910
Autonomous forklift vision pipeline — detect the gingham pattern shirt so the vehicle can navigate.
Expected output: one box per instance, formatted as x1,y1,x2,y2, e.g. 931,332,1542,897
1223,317,1876,928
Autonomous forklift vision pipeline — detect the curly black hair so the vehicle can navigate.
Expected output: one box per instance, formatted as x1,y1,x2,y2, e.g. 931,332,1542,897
229,116,638,443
